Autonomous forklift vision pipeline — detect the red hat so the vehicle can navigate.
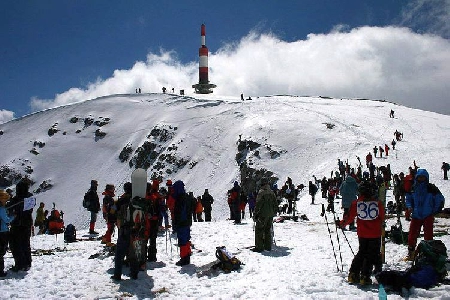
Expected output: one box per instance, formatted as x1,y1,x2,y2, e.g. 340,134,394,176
166,179,173,186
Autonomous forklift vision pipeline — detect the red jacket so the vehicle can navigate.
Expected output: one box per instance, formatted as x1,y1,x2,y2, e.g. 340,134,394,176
340,196,384,238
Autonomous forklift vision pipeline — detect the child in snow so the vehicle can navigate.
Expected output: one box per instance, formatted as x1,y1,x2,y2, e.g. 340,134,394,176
0,189,14,277
339,181,385,285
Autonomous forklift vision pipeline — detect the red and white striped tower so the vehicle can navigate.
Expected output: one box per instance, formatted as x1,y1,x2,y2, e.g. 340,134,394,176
192,24,216,94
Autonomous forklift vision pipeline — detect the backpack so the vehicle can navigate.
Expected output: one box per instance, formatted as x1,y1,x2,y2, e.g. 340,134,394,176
64,224,77,243
82,193,90,209
126,196,150,237
413,240,448,282
48,208,64,234
214,246,243,272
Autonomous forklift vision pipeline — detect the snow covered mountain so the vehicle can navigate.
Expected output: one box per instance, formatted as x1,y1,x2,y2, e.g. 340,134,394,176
0,93,449,299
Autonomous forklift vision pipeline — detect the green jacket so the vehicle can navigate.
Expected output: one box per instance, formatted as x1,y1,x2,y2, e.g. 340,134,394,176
254,184,278,219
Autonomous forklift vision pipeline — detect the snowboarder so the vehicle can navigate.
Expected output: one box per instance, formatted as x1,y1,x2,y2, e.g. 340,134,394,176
173,180,193,266
404,169,445,260
111,182,133,281
201,189,214,222
339,181,385,285
84,180,100,234
252,178,278,252
0,189,14,277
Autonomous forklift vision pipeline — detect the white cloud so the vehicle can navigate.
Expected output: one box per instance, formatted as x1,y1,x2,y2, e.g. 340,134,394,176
0,109,14,124
30,26,450,115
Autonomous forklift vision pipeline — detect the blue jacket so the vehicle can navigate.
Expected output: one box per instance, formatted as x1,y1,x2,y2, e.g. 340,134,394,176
0,206,14,232
339,176,358,209
406,169,445,219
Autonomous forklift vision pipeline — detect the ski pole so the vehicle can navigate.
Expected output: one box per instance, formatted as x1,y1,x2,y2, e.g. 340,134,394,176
321,204,340,272
165,227,168,254
338,225,355,256
271,222,276,246
331,211,344,272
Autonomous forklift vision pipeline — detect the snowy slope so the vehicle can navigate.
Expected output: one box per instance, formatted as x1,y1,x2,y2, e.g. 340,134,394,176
0,93,449,299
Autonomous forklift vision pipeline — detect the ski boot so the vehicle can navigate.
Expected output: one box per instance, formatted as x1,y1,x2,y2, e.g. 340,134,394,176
347,272,360,284
360,275,373,285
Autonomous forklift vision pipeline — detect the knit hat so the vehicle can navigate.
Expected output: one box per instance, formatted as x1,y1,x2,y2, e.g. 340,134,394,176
0,189,10,202
91,180,98,187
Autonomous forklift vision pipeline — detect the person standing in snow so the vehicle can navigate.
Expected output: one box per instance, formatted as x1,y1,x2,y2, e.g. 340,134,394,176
111,182,132,281
339,176,358,230
145,180,161,262
308,180,318,204
173,180,193,266
441,162,449,180
201,189,214,222
339,181,385,285
252,178,278,252
384,144,389,157
101,184,116,244
229,181,241,224
373,146,378,158
8,180,34,272
404,169,445,260
0,190,14,277
34,202,46,234
84,180,101,234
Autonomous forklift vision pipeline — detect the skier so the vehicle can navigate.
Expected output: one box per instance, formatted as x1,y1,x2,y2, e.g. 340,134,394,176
391,139,396,150
282,177,296,214
373,146,378,158
201,189,214,222
384,144,389,157
173,180,193,266
339,181,385,285
101,184,116,244
252,178,278,252
404,169,445,260
365,152,373,168
84,180,101,234
0,190,14,277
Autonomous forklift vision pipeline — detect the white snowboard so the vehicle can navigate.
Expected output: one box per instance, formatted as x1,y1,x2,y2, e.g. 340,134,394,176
131,168,147,198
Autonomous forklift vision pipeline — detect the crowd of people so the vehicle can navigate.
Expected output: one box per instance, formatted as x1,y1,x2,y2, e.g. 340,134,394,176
0,109,447,287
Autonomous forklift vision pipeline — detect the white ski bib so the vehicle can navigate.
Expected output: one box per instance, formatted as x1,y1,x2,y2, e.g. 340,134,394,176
357,201,380,220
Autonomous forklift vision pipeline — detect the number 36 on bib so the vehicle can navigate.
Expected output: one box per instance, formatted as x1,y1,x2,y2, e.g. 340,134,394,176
357,201,380,220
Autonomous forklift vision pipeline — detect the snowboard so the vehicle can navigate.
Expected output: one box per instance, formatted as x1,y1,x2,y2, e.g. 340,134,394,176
131,168,147,198
129,169,148,268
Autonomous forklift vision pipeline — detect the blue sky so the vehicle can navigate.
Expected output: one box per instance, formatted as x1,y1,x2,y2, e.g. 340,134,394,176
1,0,450,121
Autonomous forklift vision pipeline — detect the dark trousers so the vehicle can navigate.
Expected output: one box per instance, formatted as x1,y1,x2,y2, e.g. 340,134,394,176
0,232,9,273
255,217,272,251
350,237,381,277
114,227,139,277
9,226,32,270
147,219,159,261
204,208,212,222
